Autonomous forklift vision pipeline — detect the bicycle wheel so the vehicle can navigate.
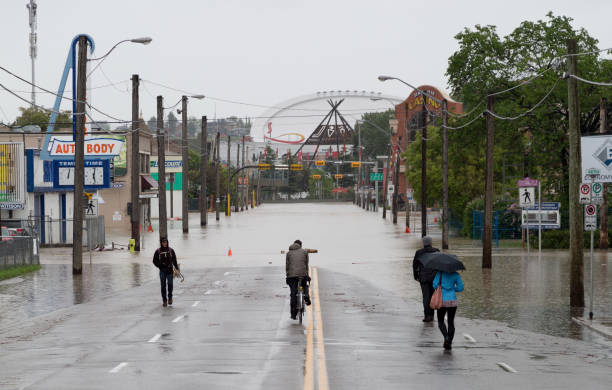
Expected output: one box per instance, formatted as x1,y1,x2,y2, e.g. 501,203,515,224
298,307,303,324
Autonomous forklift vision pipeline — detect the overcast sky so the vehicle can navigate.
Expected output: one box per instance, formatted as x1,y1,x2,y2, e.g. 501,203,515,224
1,0,611,138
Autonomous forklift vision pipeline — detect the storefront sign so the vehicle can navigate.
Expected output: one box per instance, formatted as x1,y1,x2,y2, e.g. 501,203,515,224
150,156,183,173
0,142,26,208
47,136,125,157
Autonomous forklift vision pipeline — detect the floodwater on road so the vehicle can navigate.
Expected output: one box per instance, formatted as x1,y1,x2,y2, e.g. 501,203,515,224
1,202,611,345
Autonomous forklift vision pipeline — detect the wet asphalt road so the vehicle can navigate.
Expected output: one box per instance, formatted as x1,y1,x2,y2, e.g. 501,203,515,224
1,203,611,389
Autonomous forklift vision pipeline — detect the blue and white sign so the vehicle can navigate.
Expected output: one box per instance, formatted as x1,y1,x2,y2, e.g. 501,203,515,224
52,159,110,190
522,202,561,230
582,135,612,182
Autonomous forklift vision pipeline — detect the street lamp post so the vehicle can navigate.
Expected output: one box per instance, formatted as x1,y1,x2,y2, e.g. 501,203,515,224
378,75,443,235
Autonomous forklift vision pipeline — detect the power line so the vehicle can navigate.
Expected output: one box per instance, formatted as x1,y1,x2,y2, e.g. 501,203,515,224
568,73,612,87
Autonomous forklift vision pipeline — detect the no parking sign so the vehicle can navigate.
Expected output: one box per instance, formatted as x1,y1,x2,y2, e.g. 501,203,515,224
584,204,597,231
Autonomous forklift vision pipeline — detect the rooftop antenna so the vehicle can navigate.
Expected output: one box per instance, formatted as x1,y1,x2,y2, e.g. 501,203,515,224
26,0,38,108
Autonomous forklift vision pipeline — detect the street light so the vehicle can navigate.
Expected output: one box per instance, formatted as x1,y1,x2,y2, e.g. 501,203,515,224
87,37,153,78
378,74,434,236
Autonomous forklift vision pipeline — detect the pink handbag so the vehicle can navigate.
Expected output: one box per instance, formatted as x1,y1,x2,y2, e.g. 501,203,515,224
430,285,442,310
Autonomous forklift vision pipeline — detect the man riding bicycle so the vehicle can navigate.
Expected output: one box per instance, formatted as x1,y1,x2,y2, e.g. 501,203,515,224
286,239,311,320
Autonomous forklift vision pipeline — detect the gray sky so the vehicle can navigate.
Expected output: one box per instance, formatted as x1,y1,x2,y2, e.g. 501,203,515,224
1,0,611,138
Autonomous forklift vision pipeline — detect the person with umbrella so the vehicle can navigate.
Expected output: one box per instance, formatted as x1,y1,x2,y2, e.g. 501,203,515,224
413,236,439,322
420,252,465,350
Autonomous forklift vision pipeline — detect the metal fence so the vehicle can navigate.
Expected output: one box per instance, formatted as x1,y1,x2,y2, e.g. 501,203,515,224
20,216,105,248
0,236,39,269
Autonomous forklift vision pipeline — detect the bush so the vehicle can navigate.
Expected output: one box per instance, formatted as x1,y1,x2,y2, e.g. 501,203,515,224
529,229,612,249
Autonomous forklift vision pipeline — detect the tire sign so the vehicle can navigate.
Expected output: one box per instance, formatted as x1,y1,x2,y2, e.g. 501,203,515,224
591,182,604,205
579,183,591,204
584,204,597,231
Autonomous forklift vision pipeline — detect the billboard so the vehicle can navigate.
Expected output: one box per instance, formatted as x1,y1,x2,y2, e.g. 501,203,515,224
0,142,26,209
582,135,612,182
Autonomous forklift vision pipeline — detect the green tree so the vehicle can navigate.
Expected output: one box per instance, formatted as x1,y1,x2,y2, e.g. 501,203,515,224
440,12,612,230
13,106,72,131
352,110,393,161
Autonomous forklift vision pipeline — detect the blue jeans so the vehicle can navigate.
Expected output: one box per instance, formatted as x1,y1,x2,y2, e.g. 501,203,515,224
159,270,173,301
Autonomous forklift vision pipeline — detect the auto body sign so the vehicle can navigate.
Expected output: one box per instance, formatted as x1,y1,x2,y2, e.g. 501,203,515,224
48,136,125,157
582,135,612,182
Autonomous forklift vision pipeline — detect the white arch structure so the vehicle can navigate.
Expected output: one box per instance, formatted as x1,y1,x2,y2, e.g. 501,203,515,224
255,90,404,139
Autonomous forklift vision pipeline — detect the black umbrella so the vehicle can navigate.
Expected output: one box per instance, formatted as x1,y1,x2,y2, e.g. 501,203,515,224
419,252,466,273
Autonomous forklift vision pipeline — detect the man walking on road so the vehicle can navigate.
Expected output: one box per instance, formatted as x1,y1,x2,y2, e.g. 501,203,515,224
286,239,311,320
153,237,179,307
413,236,439,322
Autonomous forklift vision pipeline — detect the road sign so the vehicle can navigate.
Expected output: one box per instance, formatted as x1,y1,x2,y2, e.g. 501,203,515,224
587,168,600,176
315,160,326,166
591,182,604,205
85,198,98,216
519,187,535,207
584,204,597,231
258,163,270,170
290,164,303,171
580,182,591,204
312,174,321,180
517,177,539,187
370,172,383,181
351,162,361,168
334,174,343,179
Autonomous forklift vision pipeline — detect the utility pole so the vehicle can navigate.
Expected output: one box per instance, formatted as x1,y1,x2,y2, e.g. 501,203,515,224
235,143,240,212
157,96,168,239
421,94,428,237
567,39,584,307
442,99,449,249
392,140,400,224
482,95,494,269
181,96,189,233
72,35,87,275
130,74,140,250
215,132,220,221
200,116,207,226
27,0,37,107
226,136,231,216
257,152,262,205
383,143,391,219
600,98,608,249
242,136,246,211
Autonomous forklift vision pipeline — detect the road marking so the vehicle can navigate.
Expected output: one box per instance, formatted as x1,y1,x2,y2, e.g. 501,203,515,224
192,301,200,307
312,267,329,390
109,362,128,373
172,315,184,323
214,280,222,286
304,267,314,390
204,290,213,295
463,333,476,343
148,333,161,343
497,362,517,373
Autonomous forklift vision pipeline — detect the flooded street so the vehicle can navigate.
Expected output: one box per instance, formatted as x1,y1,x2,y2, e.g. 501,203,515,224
3,202,610,341
1,203,611,389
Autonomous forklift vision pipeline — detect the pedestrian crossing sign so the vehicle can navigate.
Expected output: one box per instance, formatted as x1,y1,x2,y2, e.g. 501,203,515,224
519,187,535,207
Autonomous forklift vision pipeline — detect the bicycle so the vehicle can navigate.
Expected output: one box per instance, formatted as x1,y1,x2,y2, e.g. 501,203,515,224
296,276,306,324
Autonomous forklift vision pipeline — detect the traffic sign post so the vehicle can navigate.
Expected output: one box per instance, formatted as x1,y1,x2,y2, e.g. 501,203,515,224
580,183,591,204
518,177,539,255
591,182,604,205
584,203,597,320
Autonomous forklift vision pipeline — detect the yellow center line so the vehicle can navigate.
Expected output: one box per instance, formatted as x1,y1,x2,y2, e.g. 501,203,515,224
313,267,329,390
304,267,314,390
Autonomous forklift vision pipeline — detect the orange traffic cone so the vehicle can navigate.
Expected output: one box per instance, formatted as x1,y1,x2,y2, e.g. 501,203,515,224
228,248,232,256
147,224,154,233
405,226,411,233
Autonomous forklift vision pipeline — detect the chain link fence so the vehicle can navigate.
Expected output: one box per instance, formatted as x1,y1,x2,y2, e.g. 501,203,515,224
0,236,39,269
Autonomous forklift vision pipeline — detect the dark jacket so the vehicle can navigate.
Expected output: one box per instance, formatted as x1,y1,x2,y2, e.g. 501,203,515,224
286,243,309,278
153,246,178,274
413,245,439,283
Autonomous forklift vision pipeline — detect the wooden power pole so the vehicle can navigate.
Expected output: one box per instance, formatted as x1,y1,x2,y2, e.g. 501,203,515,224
130,74,140,251
567,39,584,307
442,99,449,249
421,94,428,237
200,116,207,226
226,136,231,216
482,95,495,269
600,98,608,249
157,96,168,239
215,132,220,221
72,35,87,274
181,96,189,233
